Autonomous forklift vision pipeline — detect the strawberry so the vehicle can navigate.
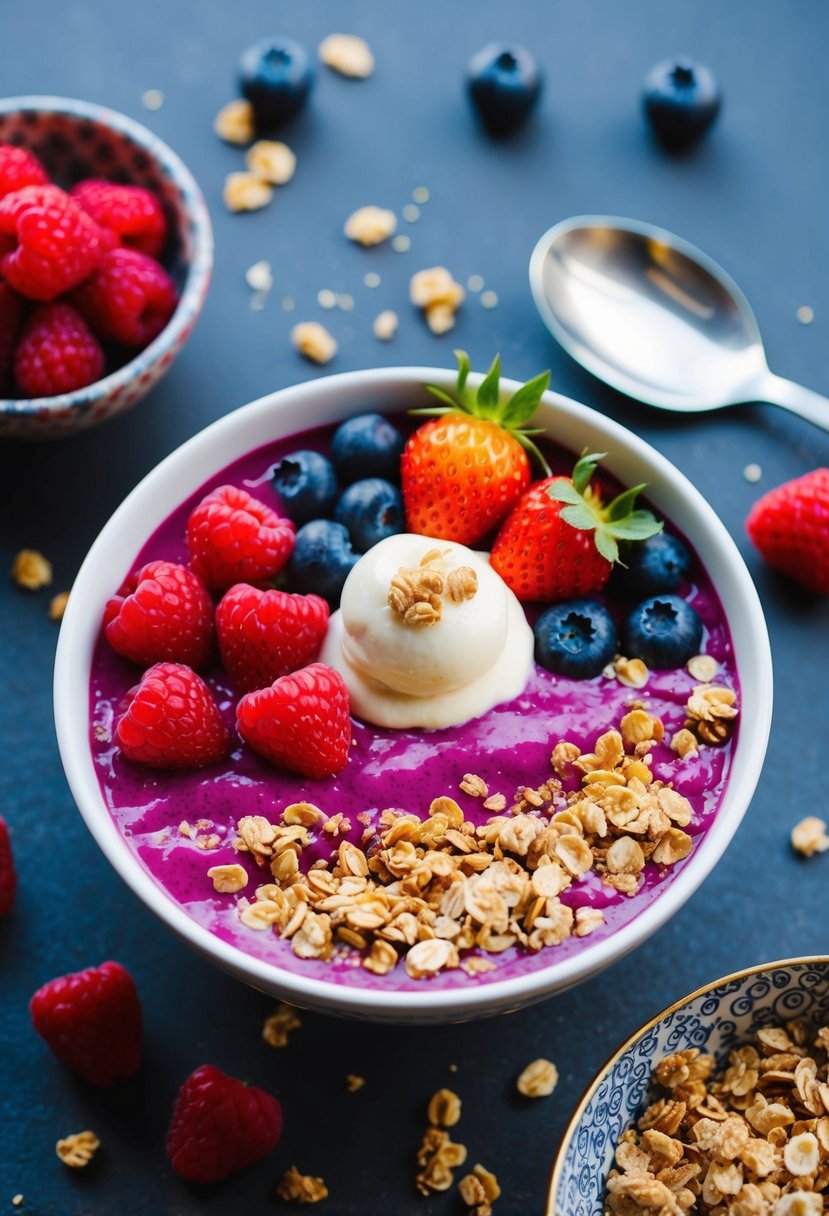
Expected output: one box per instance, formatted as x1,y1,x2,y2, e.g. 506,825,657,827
216,583,330,694
166,1063,283,1183
236,662,351,778
30,960,142,1087
401,350,550,544
491,452,662,602
104,560,214,669
746,467,829,594
115,662,230,769
0,816,16,916
186,484,295,592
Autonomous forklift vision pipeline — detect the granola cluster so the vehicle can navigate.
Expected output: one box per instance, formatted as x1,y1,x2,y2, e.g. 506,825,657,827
388,549,479,626
416,1087,500,1213
605,1023,829,1216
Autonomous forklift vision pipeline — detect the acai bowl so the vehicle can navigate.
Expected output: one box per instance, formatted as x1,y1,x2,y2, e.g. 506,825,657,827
54,364,772,1022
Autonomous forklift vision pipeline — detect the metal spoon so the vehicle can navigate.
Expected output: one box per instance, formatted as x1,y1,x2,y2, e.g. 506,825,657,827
529,215,829,432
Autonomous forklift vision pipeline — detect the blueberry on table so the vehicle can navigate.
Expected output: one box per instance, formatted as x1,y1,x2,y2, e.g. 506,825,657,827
330,413,405,484
622,595,703,669
610,533,692,600
466,44,543,136
643,58,721,149
334,478,404,553
288,519,358,606
271,450,338,525
533,599,619,679
239,36,314,129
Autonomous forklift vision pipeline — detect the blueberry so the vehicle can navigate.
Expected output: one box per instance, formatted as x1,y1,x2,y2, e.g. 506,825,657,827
239,36,314,130
622,595,703,669
610,533,693,600
466,44,543,136
643,58,721,150
271,450,338,525
287,520,359,606
334,478,404,553
533,599,619,680
330,413,405,484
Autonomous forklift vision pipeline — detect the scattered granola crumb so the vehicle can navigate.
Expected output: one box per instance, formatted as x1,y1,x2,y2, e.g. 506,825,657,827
684,682,739,746
427,1087,462,1127
207,863,248,894
797,305,815,325
459,773,488,798
214,99,255,145
743,462,763,483
345,1073,365,1092
344,205,396,246
141,89,164,111
276,1165,328,1205
392,234,411,253
574,906,604,937
791,815,829,858
402,203,420,223
223,171,273,213
373,310,398,341
670,727,698,758
336,293,354,311
319,33,374,78
687,653,719,682
416,1126,468,1195
517,1058,559,1098
245,140,296,185
467,274,484,292
291,321,337,364
410,266,464,334
246,260,273,294
480,290,499,309
482,793,507,812
317,289,337,310
56,1130,100,1168
262,1003,302,1048
12,549,52,591
449,1063,458,1073
12,1196,23,1208
49,591,70,621
364,272,381,288
459,1164,501,1216
412,186,430,204
282,297,295,311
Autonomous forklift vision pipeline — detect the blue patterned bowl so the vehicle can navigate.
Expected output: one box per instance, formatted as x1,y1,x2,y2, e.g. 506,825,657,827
0,96,212,438
548,957,829,1215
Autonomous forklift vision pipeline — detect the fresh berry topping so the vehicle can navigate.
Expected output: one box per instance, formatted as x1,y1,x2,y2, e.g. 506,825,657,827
166,1064,283,1184
622,594,703,668
610,532,693,600
533,599,619,679
331,413,405,483
334,477,404,552
287,519,359,605
29,961,142,1087
237,662,351,778
643,58,722,149
239,36,315,129
0,144,49,197
0,185,105,301
216,583,330,694
71,179,167,259
491,452,662,602
104,560,214,669
73,246,177,346
0,283,23,394
271,449,339,525
467,44,543,136
0,816,16,916
115,662,230,769
13,303,104,398
746,468,829,594
186,484,295,592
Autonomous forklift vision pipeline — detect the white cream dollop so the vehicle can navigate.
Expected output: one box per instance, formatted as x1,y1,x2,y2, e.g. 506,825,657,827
319,534,534,729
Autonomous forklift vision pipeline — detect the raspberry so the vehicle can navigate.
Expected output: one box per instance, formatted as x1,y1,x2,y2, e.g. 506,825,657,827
0,184,105,300
236,662,351,778
216,583,329,693
71,179,167,259
30,960,142,1087
746,468,829,594
104,560,214,669
186,485,295,592
73,246,177,346
166,1064,283,1184
115,662,230,769
0,817,16,916
0,143,48,198
13,303,104,398
0,283,23,395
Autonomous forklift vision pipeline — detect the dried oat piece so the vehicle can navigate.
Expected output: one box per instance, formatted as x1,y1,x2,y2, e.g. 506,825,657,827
427,1087,462,1127
262,1003,302,1048
245,140,296,185
460,774,488,798
12,549,52,590
345,1073,365,1092
613,656,649,689
207,863,249,894
223,171,273,213
214,98,255,144
373,309,398,341
56,1130,100,1168
276,1165,328,1205
405,938,459,979
791,816,829,858
388,564,444,625
291,321,337,365
685,682,739,746
344,205,396,246
416,1126,468,1195
410,266,465,334
687,653,720,682
517,1058,559,1098
459,1164,501,1216
49,591,69,621
670,727,698,758
319,33,374,78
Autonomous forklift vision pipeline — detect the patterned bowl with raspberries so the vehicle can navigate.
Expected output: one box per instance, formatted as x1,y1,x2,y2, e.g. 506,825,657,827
0,96,212,438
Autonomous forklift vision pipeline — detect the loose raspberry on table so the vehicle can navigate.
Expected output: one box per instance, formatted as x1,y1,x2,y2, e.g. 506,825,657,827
0,143,48,198
0,283,23,394
186,484,295,591
115,662,230,769
73,246,177,346
13,303,104,398
29,960,142,1087
0,816,17,916
0,184,105,300
166,1064,283,1184
104,560,214,669
216,583,330,693
71,179,168,259
236,661,352,778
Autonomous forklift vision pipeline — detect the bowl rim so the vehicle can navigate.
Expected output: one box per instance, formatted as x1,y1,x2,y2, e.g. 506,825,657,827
0,94,213,417
545,954,829,1215
54,365,773,1020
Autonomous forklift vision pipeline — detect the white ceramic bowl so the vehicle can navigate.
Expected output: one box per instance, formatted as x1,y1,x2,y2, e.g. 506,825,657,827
547,957,829,1216
53,367,773,1023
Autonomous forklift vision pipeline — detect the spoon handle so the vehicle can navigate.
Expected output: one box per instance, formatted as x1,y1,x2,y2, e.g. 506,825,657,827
760,373,829,433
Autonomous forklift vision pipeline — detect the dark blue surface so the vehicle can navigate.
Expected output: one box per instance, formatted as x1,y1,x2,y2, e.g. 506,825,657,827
2,3,829,1213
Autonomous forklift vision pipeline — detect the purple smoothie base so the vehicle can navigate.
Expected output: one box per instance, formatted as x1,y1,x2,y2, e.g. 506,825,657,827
89,422,739,993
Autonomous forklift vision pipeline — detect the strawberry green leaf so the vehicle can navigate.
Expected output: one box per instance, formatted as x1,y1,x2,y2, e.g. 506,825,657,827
548,479,586,507
422,386,460,410
500,371,551,428
593,529,620,564
454,349,471,396
605,484,647,520
476,354,502,414
605,512,664,540
514,433,552,477
572,452,606,495
546,452,664,566
560,502,601,531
